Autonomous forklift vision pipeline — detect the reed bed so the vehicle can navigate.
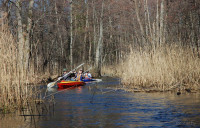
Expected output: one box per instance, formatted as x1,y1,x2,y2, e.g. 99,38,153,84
104,44,200,91
0,23,38,113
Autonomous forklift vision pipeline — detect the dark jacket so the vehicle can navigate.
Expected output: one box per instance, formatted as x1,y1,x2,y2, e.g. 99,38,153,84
62,73,76,80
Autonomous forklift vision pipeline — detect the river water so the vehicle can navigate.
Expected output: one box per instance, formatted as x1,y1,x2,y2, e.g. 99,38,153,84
1,77,200,128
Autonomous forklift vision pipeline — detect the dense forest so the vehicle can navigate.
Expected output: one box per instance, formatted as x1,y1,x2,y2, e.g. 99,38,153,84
1,0,199,74
0,0,200,111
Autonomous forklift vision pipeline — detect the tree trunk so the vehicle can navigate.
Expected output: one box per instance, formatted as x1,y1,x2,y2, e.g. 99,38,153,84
16,0,25,76
83,1,89,63
16,0,34,76
144,0,153,43
160,0,165,44
92,0,97,62
55,1,63,73
156,0,160,45
135,0,145,45
70,0,73,70
95,0,104,77
24,0,34,73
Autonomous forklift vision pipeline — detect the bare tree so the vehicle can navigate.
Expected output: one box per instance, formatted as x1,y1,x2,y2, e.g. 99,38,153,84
95,0,104,77
70,0,73,70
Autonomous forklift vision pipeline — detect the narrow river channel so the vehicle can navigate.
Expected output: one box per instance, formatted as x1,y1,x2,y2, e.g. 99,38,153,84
1,77,200,128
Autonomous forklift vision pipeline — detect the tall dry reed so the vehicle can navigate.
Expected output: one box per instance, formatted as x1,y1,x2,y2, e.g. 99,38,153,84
0,22,38,113
104,44,200,91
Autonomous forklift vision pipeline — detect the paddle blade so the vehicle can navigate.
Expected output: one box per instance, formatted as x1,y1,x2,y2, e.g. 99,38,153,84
47,81,56,88
94,79,102,82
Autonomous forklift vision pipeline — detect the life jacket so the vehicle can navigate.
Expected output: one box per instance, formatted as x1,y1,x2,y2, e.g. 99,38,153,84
76,74,82,81
85,73,89,78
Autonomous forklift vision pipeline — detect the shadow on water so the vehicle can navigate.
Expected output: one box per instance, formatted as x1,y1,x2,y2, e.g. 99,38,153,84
1,76,200,128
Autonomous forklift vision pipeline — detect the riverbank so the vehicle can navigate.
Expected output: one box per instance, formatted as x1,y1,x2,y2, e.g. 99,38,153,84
102,44,200,93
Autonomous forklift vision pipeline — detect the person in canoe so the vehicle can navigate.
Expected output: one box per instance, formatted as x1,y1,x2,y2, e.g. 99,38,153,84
84,71,92,80
75,69,84,81
58,68,72,81
70,71,76,81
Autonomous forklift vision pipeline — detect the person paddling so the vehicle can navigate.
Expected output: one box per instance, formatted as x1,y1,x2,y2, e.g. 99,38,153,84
75,69,83,81
62,68,67,76
85,71,92,79
70,71,76,81
58,68,71,80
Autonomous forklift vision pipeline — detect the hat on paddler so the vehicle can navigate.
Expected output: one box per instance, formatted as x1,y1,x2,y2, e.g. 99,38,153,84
63,68,67,72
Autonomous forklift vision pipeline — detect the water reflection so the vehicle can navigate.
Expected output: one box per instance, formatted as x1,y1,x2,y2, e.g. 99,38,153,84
0,77,200,128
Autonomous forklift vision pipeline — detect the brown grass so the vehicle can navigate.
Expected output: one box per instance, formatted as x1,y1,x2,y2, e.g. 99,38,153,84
0,22,38,113
103,44,200,91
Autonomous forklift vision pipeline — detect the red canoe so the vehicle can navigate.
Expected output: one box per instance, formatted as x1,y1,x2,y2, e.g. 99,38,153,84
57,80,85,89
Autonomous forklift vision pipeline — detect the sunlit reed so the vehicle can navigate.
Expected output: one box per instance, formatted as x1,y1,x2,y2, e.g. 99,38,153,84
0,22,37,113
103,44,200,91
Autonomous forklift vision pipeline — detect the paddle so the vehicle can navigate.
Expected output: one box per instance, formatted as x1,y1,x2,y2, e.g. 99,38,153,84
83,66,92,74
47,63,85,88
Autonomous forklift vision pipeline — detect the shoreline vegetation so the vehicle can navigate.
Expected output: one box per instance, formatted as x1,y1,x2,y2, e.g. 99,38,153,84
0,23,42,114
102,44,200,93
